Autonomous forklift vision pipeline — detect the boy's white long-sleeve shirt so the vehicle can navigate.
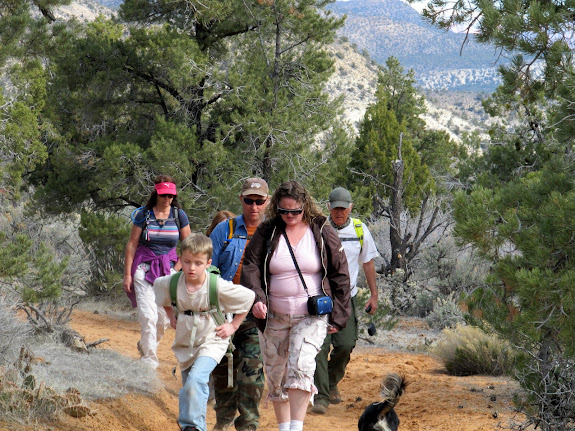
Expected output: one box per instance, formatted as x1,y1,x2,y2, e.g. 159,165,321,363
154,271,255,371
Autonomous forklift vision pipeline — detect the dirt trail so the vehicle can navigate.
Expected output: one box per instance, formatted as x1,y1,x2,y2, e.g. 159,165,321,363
8,310,524,431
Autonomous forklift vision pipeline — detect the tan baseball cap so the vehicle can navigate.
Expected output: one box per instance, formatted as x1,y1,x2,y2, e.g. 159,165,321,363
240,178,269,197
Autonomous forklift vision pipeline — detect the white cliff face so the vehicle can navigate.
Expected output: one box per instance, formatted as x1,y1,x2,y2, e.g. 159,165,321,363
325,40,491,142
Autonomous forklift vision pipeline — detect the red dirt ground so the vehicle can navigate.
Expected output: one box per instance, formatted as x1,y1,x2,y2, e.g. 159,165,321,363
1,310,525,431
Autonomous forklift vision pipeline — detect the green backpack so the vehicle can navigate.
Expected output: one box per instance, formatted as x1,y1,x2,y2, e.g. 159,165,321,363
168,266,234,387
169,265,225,326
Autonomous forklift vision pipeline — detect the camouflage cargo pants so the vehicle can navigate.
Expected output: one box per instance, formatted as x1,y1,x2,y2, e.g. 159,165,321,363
212,320,264,430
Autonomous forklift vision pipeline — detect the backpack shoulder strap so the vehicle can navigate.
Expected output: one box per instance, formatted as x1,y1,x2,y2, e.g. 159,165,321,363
140,208,152,242
172,206,181,231
221,217,238,251
351,218,364,251
206,269,235,388
208,271,226,326
170,271,182,308
208,272,219,311
227,217,236,240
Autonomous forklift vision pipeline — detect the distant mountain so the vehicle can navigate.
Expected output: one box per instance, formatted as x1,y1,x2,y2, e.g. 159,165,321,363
328,0,504,91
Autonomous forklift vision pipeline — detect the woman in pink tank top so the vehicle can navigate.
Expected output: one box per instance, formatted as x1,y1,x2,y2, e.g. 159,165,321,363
240,181,351,431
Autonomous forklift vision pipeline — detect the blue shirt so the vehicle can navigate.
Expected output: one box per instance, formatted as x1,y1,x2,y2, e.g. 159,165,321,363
210,215,250,281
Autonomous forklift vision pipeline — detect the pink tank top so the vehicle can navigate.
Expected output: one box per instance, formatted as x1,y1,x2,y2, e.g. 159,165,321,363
268,228,323,314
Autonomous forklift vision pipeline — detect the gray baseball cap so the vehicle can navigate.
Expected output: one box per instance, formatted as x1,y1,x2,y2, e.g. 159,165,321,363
329,187,352,208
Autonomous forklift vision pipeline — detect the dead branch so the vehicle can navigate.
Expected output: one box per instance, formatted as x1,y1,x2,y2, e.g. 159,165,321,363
86,338,110,349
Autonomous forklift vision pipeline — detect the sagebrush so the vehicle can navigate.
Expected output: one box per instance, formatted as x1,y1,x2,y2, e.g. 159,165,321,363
432,324,516,376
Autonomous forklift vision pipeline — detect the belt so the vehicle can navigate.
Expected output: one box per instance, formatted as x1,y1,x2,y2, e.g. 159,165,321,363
183,310,193,316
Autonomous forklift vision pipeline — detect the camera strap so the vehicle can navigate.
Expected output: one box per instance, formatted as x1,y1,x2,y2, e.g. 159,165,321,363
282,230,312,298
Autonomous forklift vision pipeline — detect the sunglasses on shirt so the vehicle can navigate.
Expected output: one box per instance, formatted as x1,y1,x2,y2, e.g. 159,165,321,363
277,207,304,215
243,197,267,206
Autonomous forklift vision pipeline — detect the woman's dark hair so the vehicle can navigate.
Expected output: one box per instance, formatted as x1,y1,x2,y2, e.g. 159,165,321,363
206,210,236,236
266,181,323,224
145,174,181,210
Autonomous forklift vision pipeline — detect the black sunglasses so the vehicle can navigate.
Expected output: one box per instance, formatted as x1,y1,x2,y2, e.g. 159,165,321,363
243,197,267,206
159,194,175,199
277,207,303,215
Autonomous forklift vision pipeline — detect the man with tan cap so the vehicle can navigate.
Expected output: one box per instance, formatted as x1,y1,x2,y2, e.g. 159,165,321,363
209,178,269,431
312,187,380,414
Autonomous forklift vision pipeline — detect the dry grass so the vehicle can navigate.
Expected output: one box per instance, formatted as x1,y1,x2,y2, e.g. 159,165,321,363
431,324,516,376
0,296,160,426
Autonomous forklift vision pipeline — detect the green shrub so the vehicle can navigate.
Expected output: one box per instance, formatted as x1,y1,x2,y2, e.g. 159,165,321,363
432,324,516,376
408,290,442,318
426,293,465,329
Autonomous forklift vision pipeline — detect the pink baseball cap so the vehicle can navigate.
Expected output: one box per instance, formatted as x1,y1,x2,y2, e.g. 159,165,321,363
155,182,177,195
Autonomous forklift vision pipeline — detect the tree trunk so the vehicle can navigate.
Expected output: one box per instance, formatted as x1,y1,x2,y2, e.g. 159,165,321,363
390,133,407,274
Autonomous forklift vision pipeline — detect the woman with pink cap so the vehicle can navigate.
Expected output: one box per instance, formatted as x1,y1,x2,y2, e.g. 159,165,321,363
123,174,191,368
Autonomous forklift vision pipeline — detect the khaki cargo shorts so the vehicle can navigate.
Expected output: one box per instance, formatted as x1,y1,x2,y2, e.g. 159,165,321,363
259,310,328,402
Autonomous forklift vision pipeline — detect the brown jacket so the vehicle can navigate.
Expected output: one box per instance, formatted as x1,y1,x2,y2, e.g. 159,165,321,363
240,215,351,332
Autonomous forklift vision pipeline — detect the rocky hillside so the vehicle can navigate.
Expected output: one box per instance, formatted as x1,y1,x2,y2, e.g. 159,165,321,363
325,40,489,140
328,0,504,91
53,0,112,20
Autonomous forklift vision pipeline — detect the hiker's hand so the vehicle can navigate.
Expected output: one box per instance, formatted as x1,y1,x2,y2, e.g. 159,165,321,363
216,322,236,338
365,297,378,315
327,324,339,334
252,301,267,319
123,275,132,293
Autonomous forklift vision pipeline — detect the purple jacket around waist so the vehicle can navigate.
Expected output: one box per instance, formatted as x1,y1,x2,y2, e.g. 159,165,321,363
126,245,178,308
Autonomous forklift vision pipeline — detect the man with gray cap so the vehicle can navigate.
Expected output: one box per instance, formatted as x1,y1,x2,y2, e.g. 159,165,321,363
311,187,380,414
209,178,269,431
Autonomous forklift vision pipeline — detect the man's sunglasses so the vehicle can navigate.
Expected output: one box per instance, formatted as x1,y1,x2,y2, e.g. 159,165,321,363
277,207,303,215
243,197,267,206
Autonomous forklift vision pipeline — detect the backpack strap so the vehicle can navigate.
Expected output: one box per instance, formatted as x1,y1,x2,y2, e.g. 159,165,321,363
172,206,181,232
352,218,364,251
227,218,235,240
351,218,363,249
221,216,252,251
208,272,225,326
206,269,234,388
220,218,235,252
339,218,364,252
140,207,181,242
169,271,182,308
139,209,152,242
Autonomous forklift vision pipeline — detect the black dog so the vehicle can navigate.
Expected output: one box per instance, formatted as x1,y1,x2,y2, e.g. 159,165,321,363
358,373,407,431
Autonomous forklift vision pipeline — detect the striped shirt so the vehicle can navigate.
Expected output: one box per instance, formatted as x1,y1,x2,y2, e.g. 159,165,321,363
134,207,190,255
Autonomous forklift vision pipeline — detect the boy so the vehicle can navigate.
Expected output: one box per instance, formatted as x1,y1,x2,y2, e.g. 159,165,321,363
154,233,255,431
